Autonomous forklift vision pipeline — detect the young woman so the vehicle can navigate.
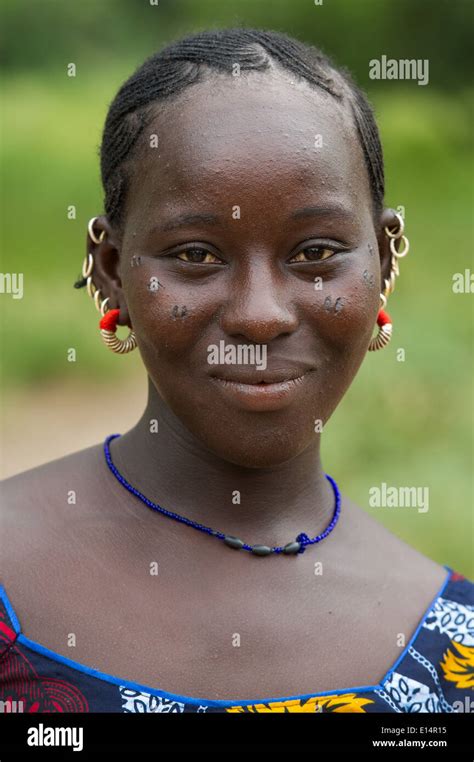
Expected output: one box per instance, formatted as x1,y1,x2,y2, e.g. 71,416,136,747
1,28,472,714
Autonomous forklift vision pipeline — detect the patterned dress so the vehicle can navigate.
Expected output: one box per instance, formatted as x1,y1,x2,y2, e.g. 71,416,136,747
1,565,472,713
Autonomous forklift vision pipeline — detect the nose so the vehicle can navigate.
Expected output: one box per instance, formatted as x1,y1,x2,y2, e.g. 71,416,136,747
219,259,298,344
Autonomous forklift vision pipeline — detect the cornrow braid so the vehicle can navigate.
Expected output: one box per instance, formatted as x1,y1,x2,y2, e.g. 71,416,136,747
77,28,385,289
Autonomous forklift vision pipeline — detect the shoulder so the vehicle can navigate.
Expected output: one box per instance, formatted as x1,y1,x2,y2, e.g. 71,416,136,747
0,440,127,643
0,441,111,592
340,495,450,573
338,495,454,604
0,436,129,539
1,442,104,502
0,440,124,531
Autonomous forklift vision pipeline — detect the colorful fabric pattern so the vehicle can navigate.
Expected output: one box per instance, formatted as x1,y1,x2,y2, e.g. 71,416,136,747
1,565,472,713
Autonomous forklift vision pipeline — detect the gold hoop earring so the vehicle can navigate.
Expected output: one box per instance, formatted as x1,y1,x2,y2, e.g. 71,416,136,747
367,293,392,351
389,235,410,258
385,212,405,239
88,217,106,245
80,223,137,354
368,212,410,352
99,309,138,354
84,219,105,297
82,252,93,279
383,212,410,299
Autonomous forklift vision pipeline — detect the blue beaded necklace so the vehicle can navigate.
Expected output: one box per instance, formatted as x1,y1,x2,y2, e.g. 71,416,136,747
103,433,342,557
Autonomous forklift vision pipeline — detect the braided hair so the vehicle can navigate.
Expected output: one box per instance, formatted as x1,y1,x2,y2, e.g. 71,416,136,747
75,28,384,289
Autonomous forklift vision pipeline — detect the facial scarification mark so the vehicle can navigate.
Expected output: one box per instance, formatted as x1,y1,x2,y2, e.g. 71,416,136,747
148,279,165,292
323,296,344,312
172,305,188,319
363,269,376,287
323,295,344,314
324,296,332,312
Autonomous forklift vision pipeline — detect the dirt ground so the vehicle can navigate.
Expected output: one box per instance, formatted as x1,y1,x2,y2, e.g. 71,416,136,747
1,370,147,479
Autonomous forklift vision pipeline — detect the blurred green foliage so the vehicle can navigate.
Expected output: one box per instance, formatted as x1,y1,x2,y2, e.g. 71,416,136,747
0,0,472,573
1,0,473,90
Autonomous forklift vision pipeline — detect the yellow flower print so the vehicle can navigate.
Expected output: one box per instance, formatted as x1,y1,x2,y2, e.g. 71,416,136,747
226,693,374,713
440,641,474,690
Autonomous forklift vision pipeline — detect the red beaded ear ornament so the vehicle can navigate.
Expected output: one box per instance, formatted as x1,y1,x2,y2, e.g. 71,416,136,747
368,294,392,351
81,217,138,354
368,212,410,352
99,307,137,354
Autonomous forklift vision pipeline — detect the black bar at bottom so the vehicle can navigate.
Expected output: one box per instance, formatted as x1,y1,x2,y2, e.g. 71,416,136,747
0,710,472,757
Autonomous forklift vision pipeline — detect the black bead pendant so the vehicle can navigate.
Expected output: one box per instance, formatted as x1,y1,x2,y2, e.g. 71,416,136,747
282,541,301,555
224,535,244,549
251,545,272,556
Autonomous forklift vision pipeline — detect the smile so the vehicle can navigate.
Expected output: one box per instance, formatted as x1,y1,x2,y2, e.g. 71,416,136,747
209,372,309,412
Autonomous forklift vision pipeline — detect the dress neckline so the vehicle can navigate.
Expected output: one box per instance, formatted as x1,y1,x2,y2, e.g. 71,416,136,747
0,565,454,708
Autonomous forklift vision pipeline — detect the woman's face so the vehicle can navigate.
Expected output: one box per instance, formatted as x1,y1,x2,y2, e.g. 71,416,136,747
102,69,390,468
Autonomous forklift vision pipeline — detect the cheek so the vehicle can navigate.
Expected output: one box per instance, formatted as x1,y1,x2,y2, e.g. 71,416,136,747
123,267,221,378
307,260,380,354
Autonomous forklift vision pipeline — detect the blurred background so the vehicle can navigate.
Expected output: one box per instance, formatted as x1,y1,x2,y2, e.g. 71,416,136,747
1,0,472,575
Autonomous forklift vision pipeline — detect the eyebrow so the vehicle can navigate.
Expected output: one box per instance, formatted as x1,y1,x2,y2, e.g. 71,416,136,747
152,213,222,234
290,204,355,222
148,204,355,236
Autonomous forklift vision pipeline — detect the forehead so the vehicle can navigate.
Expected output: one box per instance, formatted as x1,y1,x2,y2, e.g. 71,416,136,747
124,68,371,221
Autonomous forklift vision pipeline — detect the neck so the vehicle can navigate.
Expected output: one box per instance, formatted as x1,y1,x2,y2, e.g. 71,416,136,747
108,377,337,547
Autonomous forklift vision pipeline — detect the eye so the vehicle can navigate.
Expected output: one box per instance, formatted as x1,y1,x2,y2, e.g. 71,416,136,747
174,247,222,264
289,246,337,263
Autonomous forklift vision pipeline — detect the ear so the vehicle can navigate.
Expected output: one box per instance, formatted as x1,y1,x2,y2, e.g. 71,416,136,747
86,216,132,328
376,208,402,298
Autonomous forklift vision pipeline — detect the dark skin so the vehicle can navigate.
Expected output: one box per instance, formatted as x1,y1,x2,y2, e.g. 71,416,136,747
1,69,447,701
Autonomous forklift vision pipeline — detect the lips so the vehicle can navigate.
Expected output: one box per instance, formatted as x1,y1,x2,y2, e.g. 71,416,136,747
209,367,313,411
209,368,310,385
